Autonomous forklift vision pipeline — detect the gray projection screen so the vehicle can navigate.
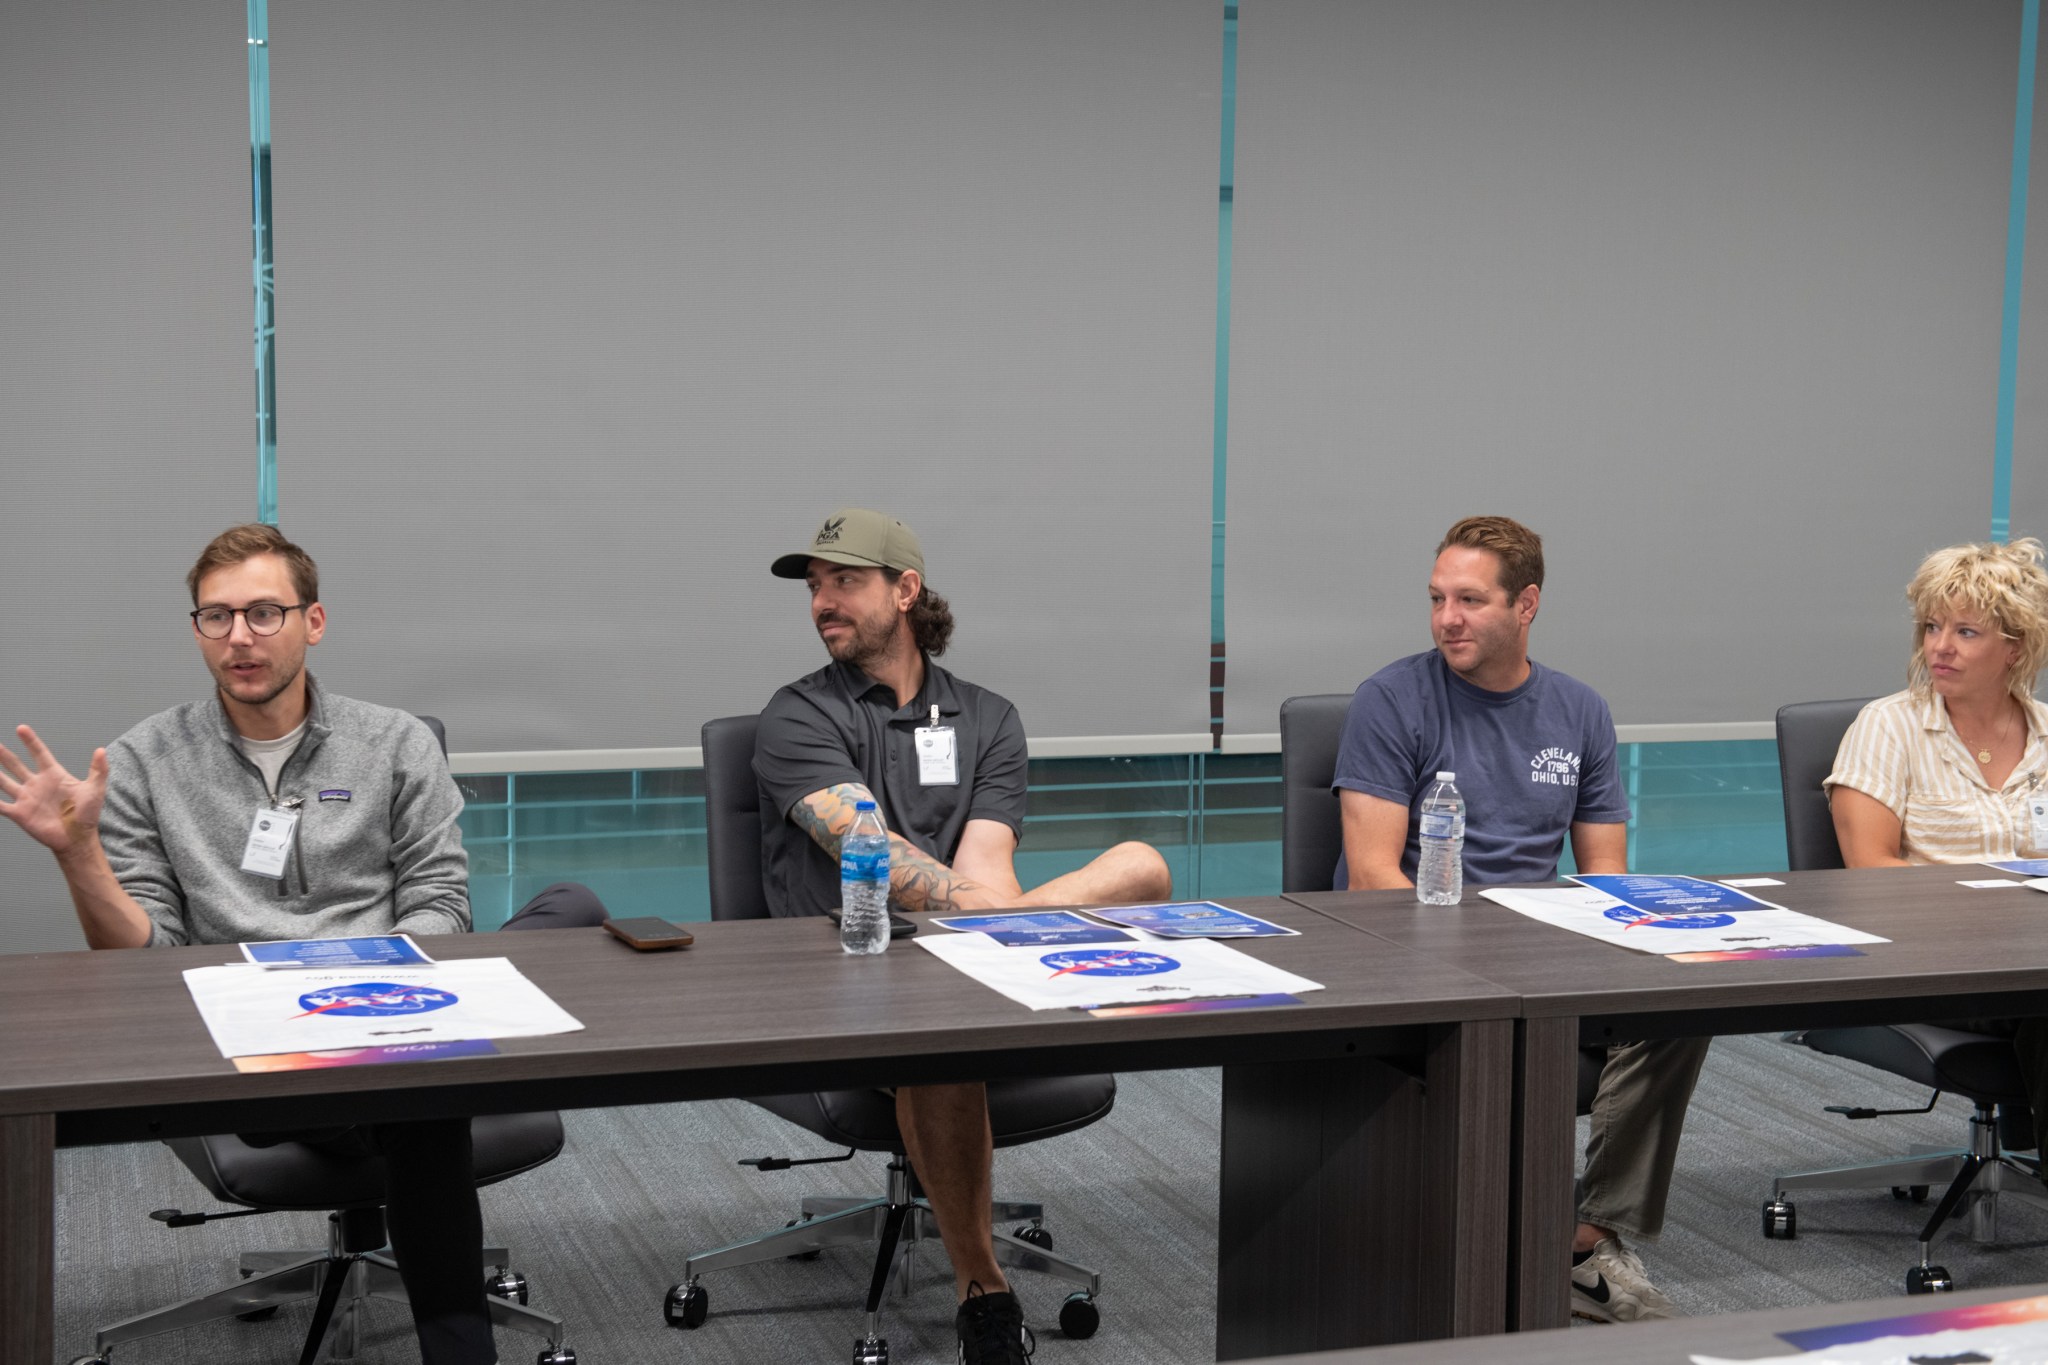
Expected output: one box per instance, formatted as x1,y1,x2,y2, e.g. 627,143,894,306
1224,0,2016,738
0,1,254,954
272,0,1219,762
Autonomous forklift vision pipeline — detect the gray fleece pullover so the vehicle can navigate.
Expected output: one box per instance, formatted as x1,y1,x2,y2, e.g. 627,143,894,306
99,677,471,946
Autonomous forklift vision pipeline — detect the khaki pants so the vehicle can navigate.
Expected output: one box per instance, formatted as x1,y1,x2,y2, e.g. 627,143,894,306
1576,1035,1712,1241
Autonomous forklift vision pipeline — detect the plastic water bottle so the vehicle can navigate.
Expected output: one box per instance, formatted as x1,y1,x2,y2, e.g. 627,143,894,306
1415,771,1465,906
840,800,891,955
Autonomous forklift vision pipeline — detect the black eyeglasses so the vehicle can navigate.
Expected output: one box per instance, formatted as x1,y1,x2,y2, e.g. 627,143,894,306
189,603,310,639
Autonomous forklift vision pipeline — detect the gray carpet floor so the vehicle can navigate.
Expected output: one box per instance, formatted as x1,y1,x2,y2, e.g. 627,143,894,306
51,1035,2048,1363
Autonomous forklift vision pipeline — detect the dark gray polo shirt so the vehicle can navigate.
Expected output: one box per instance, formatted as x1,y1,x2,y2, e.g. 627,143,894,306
754,658,1029,918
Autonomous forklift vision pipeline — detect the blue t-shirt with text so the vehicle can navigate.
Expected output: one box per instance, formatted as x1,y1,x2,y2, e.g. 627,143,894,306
1331,651,1631,888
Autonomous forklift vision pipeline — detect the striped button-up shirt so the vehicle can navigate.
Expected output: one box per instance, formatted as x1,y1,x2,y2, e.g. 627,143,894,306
1825,689,2048,864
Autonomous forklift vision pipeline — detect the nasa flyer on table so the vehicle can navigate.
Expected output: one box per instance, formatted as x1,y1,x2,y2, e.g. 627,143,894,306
1691,1292,2048,1363
240,934,434,968
929,911,1136,946
915,933,1322,1011
183,957,583,1059
1083,901,1300,939
1986,858,2048,877
1478,874,1887,957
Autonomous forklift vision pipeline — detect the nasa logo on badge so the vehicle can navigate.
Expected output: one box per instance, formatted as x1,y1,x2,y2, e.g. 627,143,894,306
1039,948,1181,978
293,981,459,1018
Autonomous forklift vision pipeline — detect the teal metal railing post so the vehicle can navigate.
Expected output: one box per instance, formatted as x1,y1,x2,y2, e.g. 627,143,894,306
1209,4,1239,748
247,0,279,525
1994,0,2040,543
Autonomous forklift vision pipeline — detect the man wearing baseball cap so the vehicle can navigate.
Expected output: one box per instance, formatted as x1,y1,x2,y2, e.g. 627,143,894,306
755,507,1171,1364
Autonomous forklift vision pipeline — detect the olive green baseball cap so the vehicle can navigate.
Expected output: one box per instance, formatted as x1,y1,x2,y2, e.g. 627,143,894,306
771,508,926,579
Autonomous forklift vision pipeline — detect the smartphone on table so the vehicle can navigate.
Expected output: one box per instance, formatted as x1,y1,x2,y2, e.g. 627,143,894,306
603,917,696,951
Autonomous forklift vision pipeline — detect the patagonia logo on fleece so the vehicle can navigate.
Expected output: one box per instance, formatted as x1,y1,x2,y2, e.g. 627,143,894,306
318,789,352,803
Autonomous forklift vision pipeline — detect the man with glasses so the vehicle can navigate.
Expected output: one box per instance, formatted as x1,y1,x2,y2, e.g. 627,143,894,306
0,523,603,1365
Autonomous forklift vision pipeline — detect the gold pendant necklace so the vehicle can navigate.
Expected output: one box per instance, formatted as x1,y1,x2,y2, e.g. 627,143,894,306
1963,706,2016,766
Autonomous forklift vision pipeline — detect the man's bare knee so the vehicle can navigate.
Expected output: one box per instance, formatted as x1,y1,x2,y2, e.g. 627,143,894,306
1103,841,1172,901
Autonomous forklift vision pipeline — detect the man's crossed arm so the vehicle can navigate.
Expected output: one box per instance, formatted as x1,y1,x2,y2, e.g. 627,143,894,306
793,782,1023,914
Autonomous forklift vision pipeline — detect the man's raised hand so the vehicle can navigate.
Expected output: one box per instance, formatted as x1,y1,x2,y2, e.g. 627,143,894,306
0,725,109,857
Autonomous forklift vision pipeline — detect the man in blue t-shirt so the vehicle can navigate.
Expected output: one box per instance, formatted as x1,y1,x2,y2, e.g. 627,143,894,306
1334,515,1709,1324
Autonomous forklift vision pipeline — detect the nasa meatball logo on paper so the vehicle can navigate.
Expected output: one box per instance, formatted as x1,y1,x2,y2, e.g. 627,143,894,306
292,981,459,1019
1038,948,1180,979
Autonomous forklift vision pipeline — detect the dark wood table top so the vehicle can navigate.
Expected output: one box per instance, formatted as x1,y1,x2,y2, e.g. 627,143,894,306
0,897,1518,1143
1234,1282,2048,1363
1288,866,2048,1035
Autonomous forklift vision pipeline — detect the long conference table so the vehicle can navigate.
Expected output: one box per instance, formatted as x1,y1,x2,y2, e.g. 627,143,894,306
1286,863,2048,1331
0,897,1518,1364
10,868,2048,1362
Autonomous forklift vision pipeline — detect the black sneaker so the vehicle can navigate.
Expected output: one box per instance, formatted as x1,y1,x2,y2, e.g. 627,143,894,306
956,1282,1034,1365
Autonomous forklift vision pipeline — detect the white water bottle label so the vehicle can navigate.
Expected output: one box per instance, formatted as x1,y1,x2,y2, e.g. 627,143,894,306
1419,810,1458,839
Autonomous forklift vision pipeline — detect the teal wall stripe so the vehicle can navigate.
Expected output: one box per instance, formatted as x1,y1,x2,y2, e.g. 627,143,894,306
1995,0,2039,543
1210,3,1239,745
248,0,279,526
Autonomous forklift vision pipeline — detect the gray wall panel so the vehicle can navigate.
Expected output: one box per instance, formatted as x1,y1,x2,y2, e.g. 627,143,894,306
272,0,1218,751
0,1,253,952
1225,0,2012,731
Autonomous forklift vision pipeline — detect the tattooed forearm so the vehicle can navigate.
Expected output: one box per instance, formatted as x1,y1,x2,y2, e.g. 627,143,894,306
886,837,990,914
793,783,993,913
793,783,868,857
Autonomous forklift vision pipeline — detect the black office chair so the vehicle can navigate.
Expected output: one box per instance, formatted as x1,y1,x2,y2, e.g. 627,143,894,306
665,714,1109,1360
1762,697,2048,1296
73,716,576,1365
1278,694,1606,1111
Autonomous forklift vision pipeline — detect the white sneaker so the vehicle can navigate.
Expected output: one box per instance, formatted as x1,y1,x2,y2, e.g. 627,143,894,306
1570,1236,1675,1323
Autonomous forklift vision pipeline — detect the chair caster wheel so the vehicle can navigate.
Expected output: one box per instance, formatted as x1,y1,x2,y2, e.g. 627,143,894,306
853,1334,889,1365
1892,1185,1930,1203
664,1280,709,1328
236,1305,280,1321
785,1216,823,1260
1059,1291,1101,1339
537,1348,577,1365
1761,1199,1796,1239
1907,1264,1954,1294
487,1268,530,1304
1013,1223,1053,1250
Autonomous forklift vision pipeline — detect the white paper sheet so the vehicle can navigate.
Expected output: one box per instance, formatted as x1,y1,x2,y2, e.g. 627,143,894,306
915,933,1322,1010
183,957,583,1058
1479,886,1888,955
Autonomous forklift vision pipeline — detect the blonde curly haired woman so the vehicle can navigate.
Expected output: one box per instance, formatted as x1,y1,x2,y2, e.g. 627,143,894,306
1827,536,2048,1126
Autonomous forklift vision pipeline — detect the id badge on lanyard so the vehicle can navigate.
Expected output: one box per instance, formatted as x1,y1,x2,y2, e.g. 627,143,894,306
915,704,958,786
241,800,301,878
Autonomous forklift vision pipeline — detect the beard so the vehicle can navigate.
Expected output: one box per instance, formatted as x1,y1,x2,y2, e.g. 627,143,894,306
818,607,907,672
211,653,305,709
